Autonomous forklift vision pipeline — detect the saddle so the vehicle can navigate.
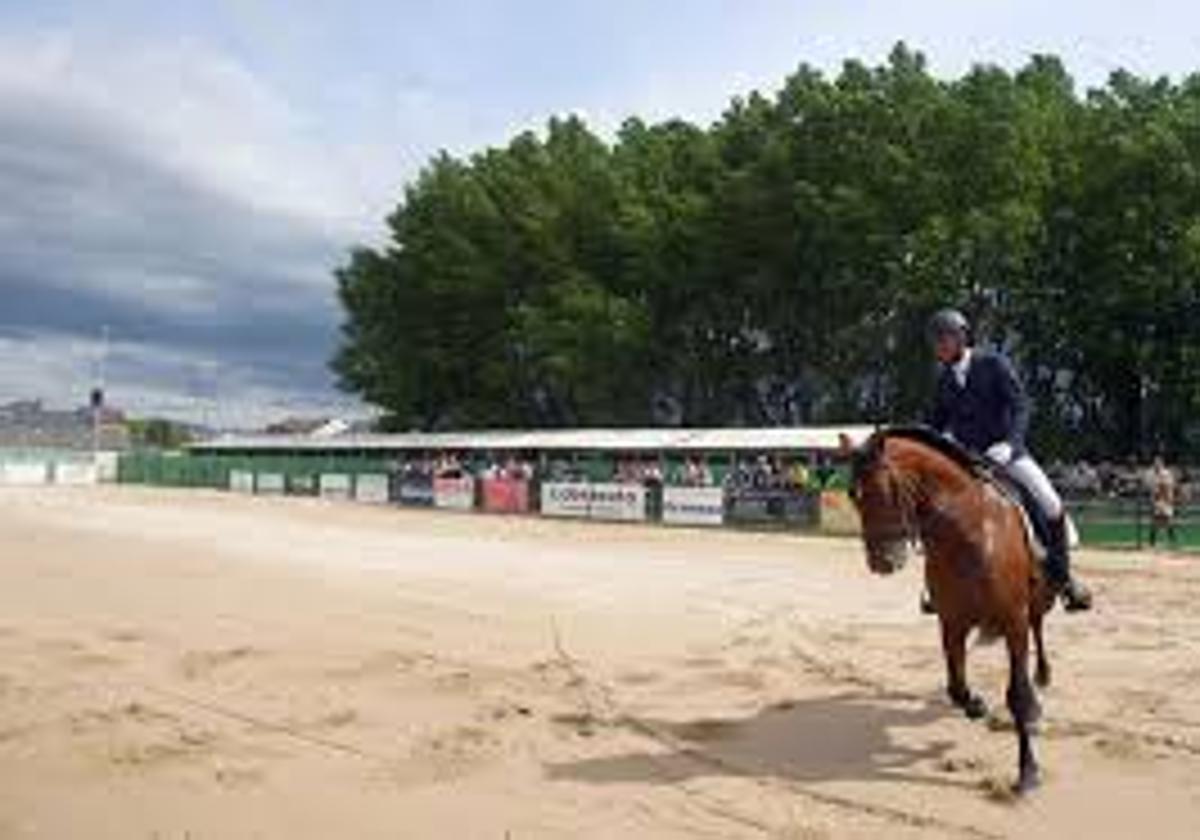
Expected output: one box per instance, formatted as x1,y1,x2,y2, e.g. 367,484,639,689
881,426,1049,560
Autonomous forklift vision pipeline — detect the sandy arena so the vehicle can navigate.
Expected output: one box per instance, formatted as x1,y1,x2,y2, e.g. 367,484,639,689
1,487,1198,839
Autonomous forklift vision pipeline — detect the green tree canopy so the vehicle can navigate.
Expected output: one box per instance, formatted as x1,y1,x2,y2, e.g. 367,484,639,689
333,44,1200,460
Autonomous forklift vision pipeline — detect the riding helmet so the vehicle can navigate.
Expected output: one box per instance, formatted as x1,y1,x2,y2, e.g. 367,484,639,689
928,308,970,341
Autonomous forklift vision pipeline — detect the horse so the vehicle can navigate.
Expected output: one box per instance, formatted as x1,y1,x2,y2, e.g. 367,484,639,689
840,426,1056,794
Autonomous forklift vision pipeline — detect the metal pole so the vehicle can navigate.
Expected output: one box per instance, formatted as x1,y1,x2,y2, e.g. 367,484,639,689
92,325,110,459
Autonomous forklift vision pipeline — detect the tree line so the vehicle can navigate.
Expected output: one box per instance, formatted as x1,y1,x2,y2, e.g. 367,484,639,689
332,44,1200,460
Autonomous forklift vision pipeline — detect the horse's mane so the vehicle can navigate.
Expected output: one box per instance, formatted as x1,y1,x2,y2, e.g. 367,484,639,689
872,425,985,476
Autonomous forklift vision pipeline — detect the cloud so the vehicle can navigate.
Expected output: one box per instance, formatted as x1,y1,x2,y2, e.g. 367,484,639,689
5,2,1199,429
0,330,363,429
0,33,373,424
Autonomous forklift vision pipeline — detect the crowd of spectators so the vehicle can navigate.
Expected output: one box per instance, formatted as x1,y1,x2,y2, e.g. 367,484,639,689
1048,459,1195,503
676,456,715,487
616,457,663,485
724,455,838,493
479,456,535,481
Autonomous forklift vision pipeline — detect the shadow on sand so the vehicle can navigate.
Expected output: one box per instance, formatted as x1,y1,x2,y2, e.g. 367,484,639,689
546,690,978,793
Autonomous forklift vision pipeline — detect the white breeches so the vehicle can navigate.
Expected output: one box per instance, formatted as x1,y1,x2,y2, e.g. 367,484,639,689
1006,455,1064,521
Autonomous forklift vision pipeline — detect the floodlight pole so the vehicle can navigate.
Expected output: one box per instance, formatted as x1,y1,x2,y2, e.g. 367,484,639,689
92,325,110,459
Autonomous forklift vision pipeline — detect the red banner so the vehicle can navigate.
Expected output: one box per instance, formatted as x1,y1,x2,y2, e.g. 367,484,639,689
433,475,475,510
481,478,530,513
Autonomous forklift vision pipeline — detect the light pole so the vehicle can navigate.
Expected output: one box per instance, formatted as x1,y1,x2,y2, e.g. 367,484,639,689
91,325,110,459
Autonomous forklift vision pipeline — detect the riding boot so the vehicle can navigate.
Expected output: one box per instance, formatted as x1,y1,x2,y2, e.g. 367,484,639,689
1045,516,1093,612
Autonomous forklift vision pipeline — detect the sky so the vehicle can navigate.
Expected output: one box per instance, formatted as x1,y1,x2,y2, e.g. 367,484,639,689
3,1,1199,427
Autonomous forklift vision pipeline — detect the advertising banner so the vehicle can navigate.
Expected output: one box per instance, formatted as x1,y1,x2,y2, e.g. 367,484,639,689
0,462,49,486
94,452,120,483
256,472,286,495
319,473,352,501
229,470,254,493
662,486,725,526
433,475,476,510
481,478,531,513
541,482,646,521
587,483,647,521
725,487,776,523
541,482,592,518
353,474,390,504
287,474,318,496
819,490,861,535
393,473,435,506
53,462,99,486
727,487,817,527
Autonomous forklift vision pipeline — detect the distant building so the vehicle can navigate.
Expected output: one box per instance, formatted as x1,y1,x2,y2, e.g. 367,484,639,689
263,417,333,436
0,399,130,451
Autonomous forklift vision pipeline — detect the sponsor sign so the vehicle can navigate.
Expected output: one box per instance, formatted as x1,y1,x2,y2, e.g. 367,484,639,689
319,473,352,500
353,474,390,504
727,487,817,527
541,482,646,521
541,482,593,518
433,475,476,510
481,478,531,513
53,462,99,486
394,473,435,506
662,486,725,526
229,470,254,493
587,483,646,521
94,452,120,483
256,472,286,495
0,462,49,486
287,474,318,496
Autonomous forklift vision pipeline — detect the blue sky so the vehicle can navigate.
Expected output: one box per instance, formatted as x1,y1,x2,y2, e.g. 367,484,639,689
2,1,1198,426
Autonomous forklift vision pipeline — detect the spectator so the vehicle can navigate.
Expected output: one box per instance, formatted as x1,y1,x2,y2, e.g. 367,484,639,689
1148,456,1178,549
814,457,835,490
789,459,810,491
642,459,663,487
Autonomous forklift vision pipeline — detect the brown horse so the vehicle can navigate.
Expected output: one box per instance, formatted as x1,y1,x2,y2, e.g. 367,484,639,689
842,426,1056,794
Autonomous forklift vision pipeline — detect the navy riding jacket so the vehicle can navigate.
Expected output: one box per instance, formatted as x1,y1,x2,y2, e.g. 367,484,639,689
926,349,1030,458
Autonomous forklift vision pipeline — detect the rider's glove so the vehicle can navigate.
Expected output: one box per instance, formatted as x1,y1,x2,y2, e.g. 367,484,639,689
985,441,1014,465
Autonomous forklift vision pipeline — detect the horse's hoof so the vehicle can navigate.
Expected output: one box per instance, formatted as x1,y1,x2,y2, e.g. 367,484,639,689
963,695,988,721
1035,667,1051,689
1013,767,1041,796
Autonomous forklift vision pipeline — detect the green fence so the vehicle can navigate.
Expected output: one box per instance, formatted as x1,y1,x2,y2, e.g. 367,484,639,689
1068,496,1200,551
117,451,392,489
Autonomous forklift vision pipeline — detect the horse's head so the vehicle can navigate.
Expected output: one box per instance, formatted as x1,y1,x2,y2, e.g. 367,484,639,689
841,432,916,575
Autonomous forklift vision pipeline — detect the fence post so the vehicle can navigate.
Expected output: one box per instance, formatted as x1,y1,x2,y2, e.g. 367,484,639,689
1134,493,1144,550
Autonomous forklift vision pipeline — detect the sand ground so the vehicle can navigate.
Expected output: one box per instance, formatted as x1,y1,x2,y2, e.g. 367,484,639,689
1,486,1198,839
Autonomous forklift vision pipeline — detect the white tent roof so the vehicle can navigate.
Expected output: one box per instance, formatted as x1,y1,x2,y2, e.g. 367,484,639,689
190,425,876,454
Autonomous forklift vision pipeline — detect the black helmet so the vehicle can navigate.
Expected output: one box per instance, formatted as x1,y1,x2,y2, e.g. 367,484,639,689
928,308,970,341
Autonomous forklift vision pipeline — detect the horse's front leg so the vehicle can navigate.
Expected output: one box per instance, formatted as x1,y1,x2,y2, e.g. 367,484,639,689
1006,623,1043,794
941,617,987,720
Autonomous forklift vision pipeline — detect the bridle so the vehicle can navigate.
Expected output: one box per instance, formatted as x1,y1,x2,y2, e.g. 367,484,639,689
852,443,929,551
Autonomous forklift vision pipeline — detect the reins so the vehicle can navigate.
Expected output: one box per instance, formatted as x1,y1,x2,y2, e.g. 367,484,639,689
880,456,927,548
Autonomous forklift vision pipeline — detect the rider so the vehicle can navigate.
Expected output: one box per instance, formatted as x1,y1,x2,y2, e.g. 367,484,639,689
924,308,1093,612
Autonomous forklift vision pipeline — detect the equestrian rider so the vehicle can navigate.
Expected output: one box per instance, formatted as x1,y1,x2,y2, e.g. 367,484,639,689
925,309,1093,612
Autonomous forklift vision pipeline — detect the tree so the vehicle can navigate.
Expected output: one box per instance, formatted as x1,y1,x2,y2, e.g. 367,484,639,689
332,44,1200,460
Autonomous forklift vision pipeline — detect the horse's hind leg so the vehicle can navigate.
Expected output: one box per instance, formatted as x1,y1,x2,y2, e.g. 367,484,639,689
1006,625,1042,794
1032,610,1051,690
941,618,987,720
